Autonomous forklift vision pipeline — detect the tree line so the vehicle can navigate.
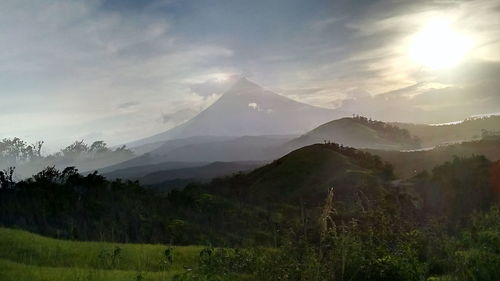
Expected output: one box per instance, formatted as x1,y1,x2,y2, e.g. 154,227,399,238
0,137,134,179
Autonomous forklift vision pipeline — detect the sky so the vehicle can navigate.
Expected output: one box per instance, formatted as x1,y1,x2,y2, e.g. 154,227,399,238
1,0,500,151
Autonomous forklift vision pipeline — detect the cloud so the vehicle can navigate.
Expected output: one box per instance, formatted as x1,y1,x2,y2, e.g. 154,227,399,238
188,74,241,97
117,101,140,109
2,0,500,149
335,77,500,123
248,102,264,111
158,91,222,126
160,108,197,124
0,0,234,150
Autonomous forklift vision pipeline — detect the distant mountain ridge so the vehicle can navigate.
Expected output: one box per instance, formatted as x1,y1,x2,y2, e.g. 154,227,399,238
101,115,498,178
128,78,338,147
368,138,500,178
141,161,263,186
395,115,500,147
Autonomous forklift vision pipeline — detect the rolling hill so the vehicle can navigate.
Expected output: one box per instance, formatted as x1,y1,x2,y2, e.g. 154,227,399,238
206,143,393,206
287,116,421,150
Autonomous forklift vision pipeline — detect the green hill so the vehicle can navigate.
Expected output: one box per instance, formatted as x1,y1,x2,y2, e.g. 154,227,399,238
1,147,499,281
206,144,393,206
288,116,421,151
0,227,202,281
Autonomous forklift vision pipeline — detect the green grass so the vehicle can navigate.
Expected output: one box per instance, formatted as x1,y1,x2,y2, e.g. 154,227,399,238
246,145,375,203
0,227,203,280
0,258,179,281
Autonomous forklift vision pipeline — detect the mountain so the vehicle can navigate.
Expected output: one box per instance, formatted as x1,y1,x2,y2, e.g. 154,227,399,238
128,78,338,147
367,138,500,178
394,115,500,147
287,116,421,151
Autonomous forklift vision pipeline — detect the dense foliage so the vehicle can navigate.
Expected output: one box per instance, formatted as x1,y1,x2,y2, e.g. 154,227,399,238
0,144,498,280
351,115,421,147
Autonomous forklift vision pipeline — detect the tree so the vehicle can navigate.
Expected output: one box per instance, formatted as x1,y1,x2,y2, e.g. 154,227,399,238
62,140,88,159
0,167,15,189
89,141,109,154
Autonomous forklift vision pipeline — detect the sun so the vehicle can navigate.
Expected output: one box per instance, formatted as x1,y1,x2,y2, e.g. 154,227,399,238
410,20,473,70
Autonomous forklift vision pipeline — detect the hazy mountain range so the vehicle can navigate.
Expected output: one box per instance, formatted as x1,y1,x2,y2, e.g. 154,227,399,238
6,78,498,185
91,79,500,187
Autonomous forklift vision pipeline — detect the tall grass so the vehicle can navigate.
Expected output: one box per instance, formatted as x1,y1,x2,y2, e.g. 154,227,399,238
0,227,203,280
0,258,178,281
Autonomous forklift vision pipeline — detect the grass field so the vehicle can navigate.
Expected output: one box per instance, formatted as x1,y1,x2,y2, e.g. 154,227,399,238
0,227,204,281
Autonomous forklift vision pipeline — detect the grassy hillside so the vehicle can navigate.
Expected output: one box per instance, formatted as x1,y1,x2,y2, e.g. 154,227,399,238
207,143,393,206
0,227,202,281
368,139,500,178
288,116,421,151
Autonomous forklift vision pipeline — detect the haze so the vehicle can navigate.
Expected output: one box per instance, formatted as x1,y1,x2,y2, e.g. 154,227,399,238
1,0,500,151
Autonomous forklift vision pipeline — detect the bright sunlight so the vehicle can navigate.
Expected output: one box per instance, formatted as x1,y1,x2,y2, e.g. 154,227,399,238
410,20,473,70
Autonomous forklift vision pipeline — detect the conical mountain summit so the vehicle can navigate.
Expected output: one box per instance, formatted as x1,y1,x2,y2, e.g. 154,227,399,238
129,78,338,147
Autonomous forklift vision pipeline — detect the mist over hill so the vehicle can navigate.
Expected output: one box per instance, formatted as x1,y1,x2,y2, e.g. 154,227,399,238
98,115,498,182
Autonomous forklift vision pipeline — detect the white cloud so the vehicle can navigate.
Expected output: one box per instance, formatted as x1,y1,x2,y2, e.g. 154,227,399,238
0,0,234,150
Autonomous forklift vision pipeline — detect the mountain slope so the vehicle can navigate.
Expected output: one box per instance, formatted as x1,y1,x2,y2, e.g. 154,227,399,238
288,116,421,150
101,161,207,181
128,78,337,147
99,135,292,179
141,161,263,186
98,136,234,175
149,135,293,162
206,144,393,205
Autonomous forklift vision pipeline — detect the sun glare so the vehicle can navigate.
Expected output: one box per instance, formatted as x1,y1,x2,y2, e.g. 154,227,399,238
410,20,473,70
